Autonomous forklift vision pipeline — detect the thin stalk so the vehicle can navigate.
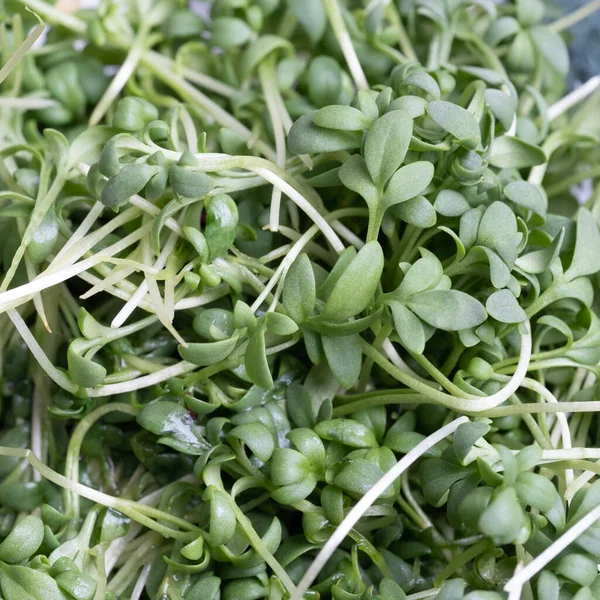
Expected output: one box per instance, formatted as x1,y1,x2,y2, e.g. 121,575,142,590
322,0,369,90
140,54,277,162
65,403,140,521
549,0,600,32
259,55,286,232
359,320,531,413
548,75,600,121
291,417,469,600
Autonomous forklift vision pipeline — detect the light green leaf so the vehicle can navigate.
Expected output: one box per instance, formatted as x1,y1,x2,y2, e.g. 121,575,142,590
426,101,481,150
503,181,547,216
565,208,600,281
245,329,274,389
486,290,526,324
286,0,327,43
530,26,569,75
434,190,470,217
364,110,413,187
178,336,238,366
477,201,517,247
396,250,443,299
407,290,487,331
241,35,293,75
321,241,384,322
288,113,362,154
389,302,425,354
489,136,547,169
392,195,437,228
339,155,379,208
322,334,362,389
0,564,69,600
283,254,316,324
313,105,372,131
387,96,428,118
515,228,564,274
383,161,434,208
210,18,253,49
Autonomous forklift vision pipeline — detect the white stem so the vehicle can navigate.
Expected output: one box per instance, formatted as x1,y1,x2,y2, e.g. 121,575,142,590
111,228,178,327
565,461,600,500
322,0,369,91
291,417,469,600
505,496,600,593
7,310,79,393
0,226,150,312
87,361,197,397
382,339,432,384
542,449,600,460
174,285,230,310
251,167,344,253
0,97,57,109
548,75,600,121
52,201,105,264
250,224,319,312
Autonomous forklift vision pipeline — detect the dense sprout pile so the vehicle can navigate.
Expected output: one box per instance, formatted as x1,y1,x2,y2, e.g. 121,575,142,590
2,0,600,599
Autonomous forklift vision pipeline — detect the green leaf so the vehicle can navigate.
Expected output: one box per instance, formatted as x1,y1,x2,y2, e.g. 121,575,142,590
503,181,547,216
537,571,560,600
489,136,546,168
203,486,236,546
383,161,434,208
322,334,362,389
315,418,378,448
364,110,413,188
313,105,372,131
178,336,238,366
101,164,157,210
434,190,470,217
334,459,392,499
486,290,526,324
396,250,443,298
554,554,597,587
245,329,274,389
485,89,517,131
205,193,238,260
241,35,293,76
55,571,96,600
515,228,564,274
477,201,517,247
515,472,565,531
307,56,342,107
479,487,527,544
339,155,379,208
387,96,428,118
286,0,326,43
283,254,316,324
530,26,569,75
228,422,275,462
169,166,214,200
138,401,204,452
321,241,383,322
426,101,481,150
288,113,362,154
419,454,474,507
566,208,600,281
210,18,253,49
67,339,106,388
0,564,69,600
0,516,43,563
265,312,299,335
389,302,425,354
392,195,437,228
406,290,487,331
